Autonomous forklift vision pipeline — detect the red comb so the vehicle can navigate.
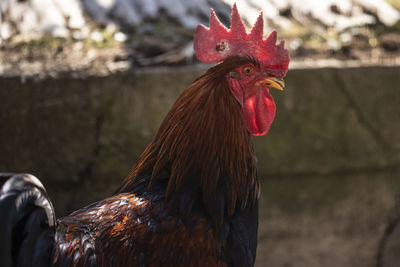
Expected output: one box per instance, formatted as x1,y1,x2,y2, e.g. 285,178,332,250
194,3,289,77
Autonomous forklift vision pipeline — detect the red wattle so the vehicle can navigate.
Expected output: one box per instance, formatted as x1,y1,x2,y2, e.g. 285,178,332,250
242,88,276,136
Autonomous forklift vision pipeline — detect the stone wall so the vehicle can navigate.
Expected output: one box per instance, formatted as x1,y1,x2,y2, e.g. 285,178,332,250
1,66,400,266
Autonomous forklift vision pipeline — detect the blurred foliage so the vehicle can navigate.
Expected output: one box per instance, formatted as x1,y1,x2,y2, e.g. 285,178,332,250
13,36,66,51
387,0,400,10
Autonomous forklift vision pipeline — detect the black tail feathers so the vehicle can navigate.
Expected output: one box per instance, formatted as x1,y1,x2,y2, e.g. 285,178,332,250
0,173,56,267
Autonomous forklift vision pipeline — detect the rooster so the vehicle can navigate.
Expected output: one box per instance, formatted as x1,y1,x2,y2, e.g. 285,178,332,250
0,4,289,267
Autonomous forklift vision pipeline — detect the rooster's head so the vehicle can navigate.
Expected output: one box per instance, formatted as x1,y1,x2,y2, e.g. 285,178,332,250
194,3,290,136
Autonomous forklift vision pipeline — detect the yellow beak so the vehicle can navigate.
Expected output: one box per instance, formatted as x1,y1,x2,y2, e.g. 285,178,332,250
256,77,285,91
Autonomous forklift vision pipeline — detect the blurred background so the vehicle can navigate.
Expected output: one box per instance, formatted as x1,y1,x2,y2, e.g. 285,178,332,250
1,0,400,266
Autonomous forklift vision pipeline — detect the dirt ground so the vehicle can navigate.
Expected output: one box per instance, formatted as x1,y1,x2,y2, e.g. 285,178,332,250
1,27,399,78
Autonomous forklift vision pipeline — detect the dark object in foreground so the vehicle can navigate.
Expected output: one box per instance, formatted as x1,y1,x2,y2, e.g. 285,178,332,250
0,4,289,267
376,197,400,267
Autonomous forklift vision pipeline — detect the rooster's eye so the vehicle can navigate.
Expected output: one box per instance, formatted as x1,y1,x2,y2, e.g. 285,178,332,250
243,66,254,75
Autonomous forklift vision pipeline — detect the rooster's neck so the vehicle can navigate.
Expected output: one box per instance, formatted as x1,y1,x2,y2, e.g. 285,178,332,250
119,60,260,224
